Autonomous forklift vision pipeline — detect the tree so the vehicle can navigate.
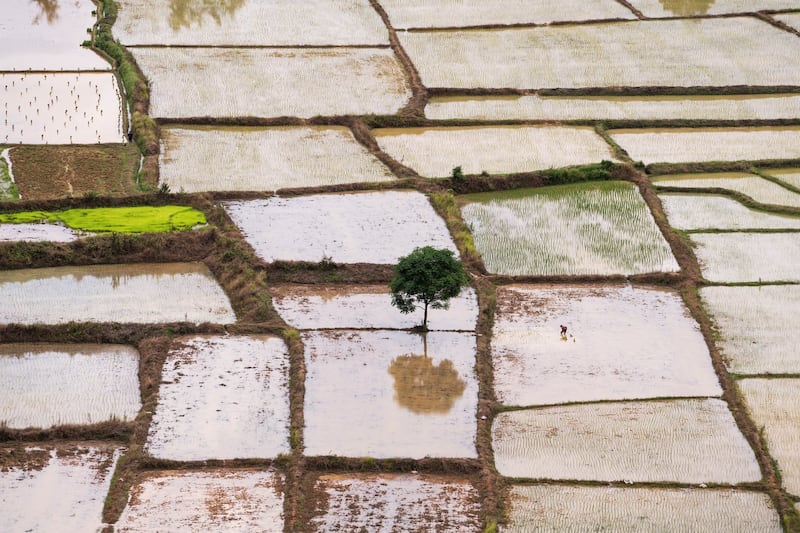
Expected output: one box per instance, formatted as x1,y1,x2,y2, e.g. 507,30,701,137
389,246,469,331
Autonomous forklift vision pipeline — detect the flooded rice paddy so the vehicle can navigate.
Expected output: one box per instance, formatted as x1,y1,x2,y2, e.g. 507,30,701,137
629,0,800,17
224,191,458,264
311,473,481,532
654,173,800,208
271,284,478,331
114,0,388,46
491,285,720,407
0,262,236,324
373,126,615,178
504,485,781,532
303,330,477,458
0,443,122,533
398,18,800,89
132,47,411,118
461,182,679,276
145,336,289,461
701,285,800,374
159,126,395,193
767,168,800,189
691,233,800,283
492,399,761,483
0,222,85,242
778,13,800,31
0,343,140,429
659,194,800,230
115,469,284,531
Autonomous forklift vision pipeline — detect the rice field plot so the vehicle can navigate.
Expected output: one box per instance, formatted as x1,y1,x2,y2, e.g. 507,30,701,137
691,233,800,283
224,191,458,264
0,262,236,325
659,194,800,231
0,443,122,533
654,173,800,208
628,0,800,17
308,473,481,532
114,0,388,46
303,330,477,458
0,343,140,429
492,399,761,483
159,126,395,193
739,379,800,497
271,284,478,331
145,335,289,461
379,0,635,29
610,127,800,166
0,223,84,242
131,48,411,118
1,0,109,71
503,485,781,532
491,285,720,407
373,126,615,178
777,13,800,32
0,73,125,145
397,18,800,89
115,469,284,531
765,168,800,190
460,182,679,276
425,94,800,122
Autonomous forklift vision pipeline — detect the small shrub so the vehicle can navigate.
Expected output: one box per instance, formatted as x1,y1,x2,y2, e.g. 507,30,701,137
452,165,465,182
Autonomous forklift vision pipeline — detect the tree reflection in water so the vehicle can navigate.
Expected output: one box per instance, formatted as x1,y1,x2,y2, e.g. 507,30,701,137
658,0,716,15
388,351,466,415
31,0,59,24
168,0,246,30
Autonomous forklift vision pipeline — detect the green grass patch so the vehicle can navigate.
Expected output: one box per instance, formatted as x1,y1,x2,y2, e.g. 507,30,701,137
0,148,19,202
462,179,630,204
0,206,206,233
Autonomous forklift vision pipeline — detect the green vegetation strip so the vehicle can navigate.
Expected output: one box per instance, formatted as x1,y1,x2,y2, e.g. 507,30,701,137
0,206,206,233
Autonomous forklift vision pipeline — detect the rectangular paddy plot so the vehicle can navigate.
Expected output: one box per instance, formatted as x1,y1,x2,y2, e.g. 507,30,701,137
115,469,284,532
629,0,800,17
159,126,394,193
610,127,800,166
114,0,388,46
145,335,289,461
739,379,800,497
460,182,679,276
224,191,458,264
504,485,781,533
0,262,236,325
397,18,800,89
491,285,720,407
1,73,125,145
271,284,478,331
379,0,635,29
492,399,761,483
131,47,411,118
702,285,800,374
425,94,800,122
0,343,140,429
691,233,800,283
654,172,800,208
373,126,615,178
0,443,122,533
659,194,800,231
309,473,480,532
0,223,84,242
303,330,477,458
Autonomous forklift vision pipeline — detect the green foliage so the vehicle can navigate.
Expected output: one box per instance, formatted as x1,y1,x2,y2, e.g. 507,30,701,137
389,246,469,330
158,182,172,195
0,206,206,233
132,112,159,155
0,151,19,202
543,160,615,185
452,165,465,182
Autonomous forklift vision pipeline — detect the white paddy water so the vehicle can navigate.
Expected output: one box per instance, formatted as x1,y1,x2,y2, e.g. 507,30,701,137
379,0,635,29
654,173,800,208
691,232,800,283
0,444,122,533
311,473,481,532
145,335,290,461
659,194,800,231
159,126,394,193
397,18,800,89
765,168,800,191
0,223,86,242
777,13,800,32
491,285,721,407
131,47,411,119
303,330,478,458
114,0,388,46
271,284,478,331
0,73,125,145
739,379,800,497
492,399,761,483
610,127,800,166
0,343,141,429
503,485,781,533
373,126,615,178
116,469,284,532
629,0,800,17
224,191,458,264
0,262,236,325
425,94,800,122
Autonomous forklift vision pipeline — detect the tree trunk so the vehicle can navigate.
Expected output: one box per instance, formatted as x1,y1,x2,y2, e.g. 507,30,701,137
422,302,429,331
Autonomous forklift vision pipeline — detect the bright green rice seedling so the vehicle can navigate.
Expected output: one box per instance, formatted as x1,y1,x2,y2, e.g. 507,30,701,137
0,205,206,233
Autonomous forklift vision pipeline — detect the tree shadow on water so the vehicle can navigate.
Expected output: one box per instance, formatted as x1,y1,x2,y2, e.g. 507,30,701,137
658,0,716,16
30,0,59,24
388,349,466,415
168,0,246,31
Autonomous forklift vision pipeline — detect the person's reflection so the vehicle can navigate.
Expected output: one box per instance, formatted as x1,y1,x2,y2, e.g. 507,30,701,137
658,0,716,16
169,0,246,30
31,0,59,24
